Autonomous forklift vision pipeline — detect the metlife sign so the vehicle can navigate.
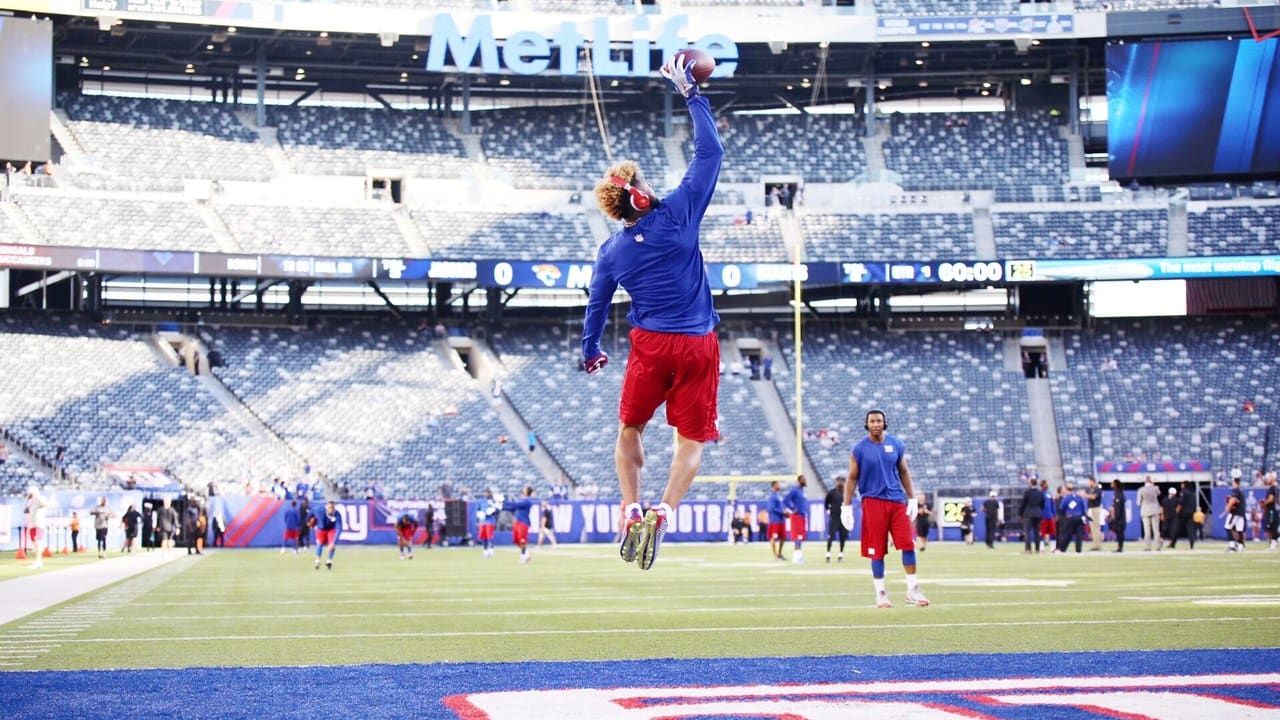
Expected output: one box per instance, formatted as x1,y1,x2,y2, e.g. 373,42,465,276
425,14,738,78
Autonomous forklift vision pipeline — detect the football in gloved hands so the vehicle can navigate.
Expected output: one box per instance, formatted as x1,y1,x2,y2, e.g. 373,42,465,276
672,47,715,82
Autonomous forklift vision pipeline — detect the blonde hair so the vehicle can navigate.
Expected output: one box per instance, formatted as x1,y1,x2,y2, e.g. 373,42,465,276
594,160,642,222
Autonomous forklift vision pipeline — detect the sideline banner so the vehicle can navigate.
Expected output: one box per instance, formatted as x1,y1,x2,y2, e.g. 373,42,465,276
209,497,836,547
9,490,1257,550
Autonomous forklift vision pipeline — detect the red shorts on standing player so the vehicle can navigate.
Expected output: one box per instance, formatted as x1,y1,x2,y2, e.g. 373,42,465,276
512,521,530,546
860,497,914,559
477,524,495,542
315,528,336,546
767,522,786,541
619,328,720,441
789,514,807,542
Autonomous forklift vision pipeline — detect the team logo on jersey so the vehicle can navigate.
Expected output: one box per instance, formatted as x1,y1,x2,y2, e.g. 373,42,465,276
531,264,562,287
634,234,644,243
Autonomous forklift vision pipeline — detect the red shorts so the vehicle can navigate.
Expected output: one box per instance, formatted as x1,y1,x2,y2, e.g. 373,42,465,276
860,497,913,559
283,529,299,541
398,527,415,542
619,328,720,442
512,521,530,546
28,527,43,543
1040,518,1057,537
789,514,807,542
315,528,336,546
767,522,786,541
478,524,495,541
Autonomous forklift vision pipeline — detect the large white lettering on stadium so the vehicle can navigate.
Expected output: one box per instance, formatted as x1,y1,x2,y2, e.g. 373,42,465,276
426,14,738,78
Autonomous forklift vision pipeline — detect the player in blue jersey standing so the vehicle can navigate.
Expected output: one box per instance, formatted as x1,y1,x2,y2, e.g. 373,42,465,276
841,409,930,608
783,475,810,564
476,489,500,558
581,53,724,572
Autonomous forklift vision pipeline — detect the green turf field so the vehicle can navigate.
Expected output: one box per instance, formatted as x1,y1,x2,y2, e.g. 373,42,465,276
4,541,1279,671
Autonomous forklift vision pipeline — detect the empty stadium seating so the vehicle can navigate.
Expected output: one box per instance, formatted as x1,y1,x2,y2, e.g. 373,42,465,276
801,211,976,261
0,449,43,497
13,191,221,252
1187,204,1280,257
771,325,1035,488
1051,317,1279,480
700,213,788,262
475,107,669,190
214,203,408,257
690,114,867,183
0,313,293,493
61,94,271,184
883,112,1068,192
266,106,470,178
992,208,1168,259
408,208,597,260
204,322,542,497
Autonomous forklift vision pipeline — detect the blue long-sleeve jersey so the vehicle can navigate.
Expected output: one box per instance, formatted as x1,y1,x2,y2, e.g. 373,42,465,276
503,496,534,525
477,497,499,526
582,94,724,360
312,508,342,532
766,492,786,523
783,486,808,518
1042,491,1056,519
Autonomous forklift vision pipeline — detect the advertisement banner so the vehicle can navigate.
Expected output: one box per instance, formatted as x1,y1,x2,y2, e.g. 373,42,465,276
877,14,1074,38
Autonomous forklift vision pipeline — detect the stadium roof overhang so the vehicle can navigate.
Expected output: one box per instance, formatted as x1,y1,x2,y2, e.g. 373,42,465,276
48,15,1106,111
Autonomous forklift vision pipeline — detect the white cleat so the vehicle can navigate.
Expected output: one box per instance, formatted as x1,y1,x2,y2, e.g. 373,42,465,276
906,589,931,607
876,591,892,609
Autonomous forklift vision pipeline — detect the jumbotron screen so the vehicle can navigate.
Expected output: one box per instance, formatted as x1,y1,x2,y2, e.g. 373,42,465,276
1107,37,1280,182
0,16,52,163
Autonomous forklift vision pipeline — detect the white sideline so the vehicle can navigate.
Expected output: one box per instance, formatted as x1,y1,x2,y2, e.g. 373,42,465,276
0,551,185,627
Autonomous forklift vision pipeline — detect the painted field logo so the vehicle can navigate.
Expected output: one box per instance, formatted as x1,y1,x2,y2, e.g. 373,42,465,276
444,673,1280,719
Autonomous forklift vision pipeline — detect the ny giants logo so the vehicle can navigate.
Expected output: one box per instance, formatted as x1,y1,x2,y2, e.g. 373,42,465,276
444,673,1280,719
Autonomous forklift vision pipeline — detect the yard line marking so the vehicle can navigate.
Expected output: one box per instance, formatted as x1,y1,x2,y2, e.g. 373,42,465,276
58,615,1280,644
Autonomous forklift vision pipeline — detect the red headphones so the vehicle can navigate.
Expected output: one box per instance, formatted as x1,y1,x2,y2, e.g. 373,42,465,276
608,175,651,212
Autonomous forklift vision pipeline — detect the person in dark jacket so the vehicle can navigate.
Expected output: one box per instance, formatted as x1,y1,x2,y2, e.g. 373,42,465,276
1108,478,1128,553
1019,478,1045,554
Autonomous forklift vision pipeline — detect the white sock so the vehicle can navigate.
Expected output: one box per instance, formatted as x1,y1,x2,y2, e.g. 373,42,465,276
624,502,641,518
873,577,886,595
907,573,919,592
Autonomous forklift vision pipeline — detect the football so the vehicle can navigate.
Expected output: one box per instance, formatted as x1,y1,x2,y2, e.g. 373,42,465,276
672,47,715,83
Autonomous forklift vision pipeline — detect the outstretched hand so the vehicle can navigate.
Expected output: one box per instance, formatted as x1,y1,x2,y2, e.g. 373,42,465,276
660,54,699,98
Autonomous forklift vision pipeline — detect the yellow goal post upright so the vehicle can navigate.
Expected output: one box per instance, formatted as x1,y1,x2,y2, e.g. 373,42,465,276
687,233,807,542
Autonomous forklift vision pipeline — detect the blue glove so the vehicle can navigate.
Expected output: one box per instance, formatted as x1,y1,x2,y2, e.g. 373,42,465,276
660,54,699,98
584,352,609,375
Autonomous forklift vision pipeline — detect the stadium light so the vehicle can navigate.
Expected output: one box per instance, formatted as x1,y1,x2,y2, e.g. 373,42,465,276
1019,77,1032,86
226,26,237,33
379,32,398,48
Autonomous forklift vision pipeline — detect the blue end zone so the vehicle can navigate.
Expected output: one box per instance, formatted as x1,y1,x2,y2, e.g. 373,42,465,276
1,648,1277,719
